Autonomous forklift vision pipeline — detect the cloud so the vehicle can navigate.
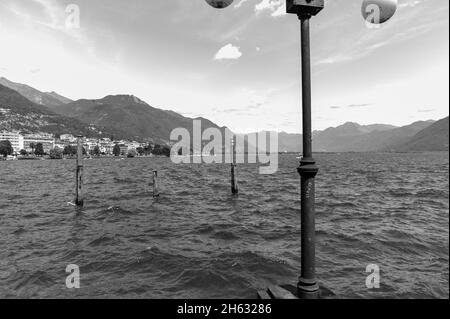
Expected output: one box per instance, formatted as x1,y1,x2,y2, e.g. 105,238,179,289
255,0,278,12
4,0,91,49
348,103,372,108
314,0,447,68
399,0,425,8
330,103,372,109
234,0,251,8
214,44,243,60
212,88,272,116
255,0,286,17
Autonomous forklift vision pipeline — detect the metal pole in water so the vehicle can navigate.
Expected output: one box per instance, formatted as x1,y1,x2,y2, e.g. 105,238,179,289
231,136,238,194
75,135,84,207
297,14,319,299
153,170,159,197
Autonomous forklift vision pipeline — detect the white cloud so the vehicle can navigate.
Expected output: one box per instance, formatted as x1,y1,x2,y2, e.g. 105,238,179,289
255,0,285,17
255,0,277,11
399,0,425,8
214,44,243,60
234,0,251,8
271,3,286,17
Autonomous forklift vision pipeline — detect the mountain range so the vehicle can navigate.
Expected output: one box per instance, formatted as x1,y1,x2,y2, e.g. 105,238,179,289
0,77,448,152
0,83,116,137
390,117,449,152
0,78,227,143
49,94,226,142
272,119,448,153
0,77,73,108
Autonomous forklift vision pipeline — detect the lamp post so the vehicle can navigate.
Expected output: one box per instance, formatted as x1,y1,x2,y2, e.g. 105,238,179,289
286,0,324,299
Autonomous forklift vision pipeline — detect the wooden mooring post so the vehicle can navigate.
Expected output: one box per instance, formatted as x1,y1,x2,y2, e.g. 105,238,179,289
231,136,238,194
153,170,160,198
75,135,84,207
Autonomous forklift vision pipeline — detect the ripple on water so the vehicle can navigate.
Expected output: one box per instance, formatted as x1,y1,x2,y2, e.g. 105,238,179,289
0,153,448,298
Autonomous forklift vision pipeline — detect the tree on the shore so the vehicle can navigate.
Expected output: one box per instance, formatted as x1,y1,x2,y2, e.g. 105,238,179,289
0,140,13,157
145,144,153,155
136,147,144,156
63,145,86,156
49,148,63,159
63,145,77,155
20,149,27,156
34,143,45,156
93,145,101,157
151,144,170,157
113,144,121,156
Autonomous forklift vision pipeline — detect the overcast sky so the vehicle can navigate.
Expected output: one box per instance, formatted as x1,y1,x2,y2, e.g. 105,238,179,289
0,0,448,133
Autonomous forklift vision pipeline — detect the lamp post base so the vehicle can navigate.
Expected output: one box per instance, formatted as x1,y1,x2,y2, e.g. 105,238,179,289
297,278,320,299
256,284,335,300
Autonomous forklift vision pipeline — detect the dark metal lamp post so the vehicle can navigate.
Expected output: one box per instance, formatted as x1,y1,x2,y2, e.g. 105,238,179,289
286,0,324,299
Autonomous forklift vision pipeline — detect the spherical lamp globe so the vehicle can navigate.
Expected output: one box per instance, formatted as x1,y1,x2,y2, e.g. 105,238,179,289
362,0,398,24
205,0,234,9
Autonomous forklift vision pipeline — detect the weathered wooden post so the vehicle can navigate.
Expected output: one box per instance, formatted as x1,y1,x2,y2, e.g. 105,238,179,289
287,0,324,299
75,135,84,206
231,136,238,194
153,170,160,197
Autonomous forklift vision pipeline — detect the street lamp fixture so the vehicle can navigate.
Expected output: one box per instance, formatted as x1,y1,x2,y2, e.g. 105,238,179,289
286,0,324,17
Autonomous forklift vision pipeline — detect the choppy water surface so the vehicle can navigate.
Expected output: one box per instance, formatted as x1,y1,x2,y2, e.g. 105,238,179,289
0,153,448,299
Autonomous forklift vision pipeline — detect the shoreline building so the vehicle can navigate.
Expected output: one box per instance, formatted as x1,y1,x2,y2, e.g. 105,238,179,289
85,138,100,152
60,134,77,143
118,144,128,155
0,131,24,154
1,130,153,156
23,133,55,154
99,138,114,155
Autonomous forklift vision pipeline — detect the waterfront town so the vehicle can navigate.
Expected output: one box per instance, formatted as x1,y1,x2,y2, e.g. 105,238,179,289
0,131,168,159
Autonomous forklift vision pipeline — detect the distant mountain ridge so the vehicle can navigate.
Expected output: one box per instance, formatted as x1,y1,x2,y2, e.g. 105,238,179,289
0,77,73,108
246,119,447,153
390,117,449,152
313,120,435,152
0,77,230,143
0,77,448,152
0,84,114,137
46,91,73,105
316,122,397,137
54,94,228,142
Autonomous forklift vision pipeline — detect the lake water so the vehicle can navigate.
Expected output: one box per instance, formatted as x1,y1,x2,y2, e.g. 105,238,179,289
0,153,448,299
